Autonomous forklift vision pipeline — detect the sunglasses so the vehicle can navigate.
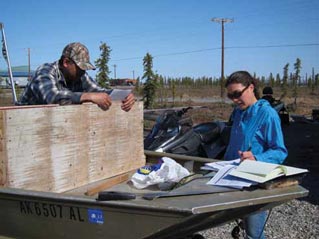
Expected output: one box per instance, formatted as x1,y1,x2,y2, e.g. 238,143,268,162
227,85,250,99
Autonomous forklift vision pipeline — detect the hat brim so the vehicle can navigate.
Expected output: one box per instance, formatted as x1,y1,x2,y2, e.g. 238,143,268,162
76,61,96,71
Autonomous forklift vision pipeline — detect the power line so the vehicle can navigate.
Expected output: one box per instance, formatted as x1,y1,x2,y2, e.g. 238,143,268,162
226,43,319,49
112,43,319,62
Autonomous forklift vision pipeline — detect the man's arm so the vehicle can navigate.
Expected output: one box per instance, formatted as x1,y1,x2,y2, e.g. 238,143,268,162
22,63,83,105
31,73,76,105
81,74,112,94
27,65,135,111
80,92,112,111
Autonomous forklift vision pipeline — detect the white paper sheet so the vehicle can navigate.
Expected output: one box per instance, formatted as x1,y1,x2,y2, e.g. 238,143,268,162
207,164,255,189
110,89,131,101
201,158,240,171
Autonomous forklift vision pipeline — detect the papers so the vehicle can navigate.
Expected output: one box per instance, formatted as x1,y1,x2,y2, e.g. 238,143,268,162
110,89,131,101
207,164,256,189
205,159,308,189
229,160,308,183
201,158,240,171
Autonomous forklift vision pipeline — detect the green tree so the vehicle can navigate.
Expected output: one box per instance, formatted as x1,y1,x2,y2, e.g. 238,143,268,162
157,74,165,105
307,76,313,90
293,58,302,103
135,76,141,94
142,53,157,109
294,58,302,86
95,42,111,88
315,74,319,89
281,63,289,98
310,68,315,94
170,80,176,106
275,73,281,87
269,73,275,87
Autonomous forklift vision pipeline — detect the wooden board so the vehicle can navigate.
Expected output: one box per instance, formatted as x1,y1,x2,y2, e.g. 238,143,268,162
0,102,145,193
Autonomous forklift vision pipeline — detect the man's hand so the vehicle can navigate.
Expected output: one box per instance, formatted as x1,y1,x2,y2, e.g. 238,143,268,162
121,93,135,112
81,92,112,111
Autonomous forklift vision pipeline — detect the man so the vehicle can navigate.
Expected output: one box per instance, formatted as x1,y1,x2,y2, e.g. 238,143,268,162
19,42,135,111
261,86,275,105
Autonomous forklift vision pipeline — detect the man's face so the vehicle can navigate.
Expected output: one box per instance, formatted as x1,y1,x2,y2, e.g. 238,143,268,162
64,58,85,82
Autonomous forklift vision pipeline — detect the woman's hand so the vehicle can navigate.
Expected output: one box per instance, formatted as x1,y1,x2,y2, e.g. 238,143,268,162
238,150,256,161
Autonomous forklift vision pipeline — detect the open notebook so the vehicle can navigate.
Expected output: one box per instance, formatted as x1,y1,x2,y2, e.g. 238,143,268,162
229,160,308,183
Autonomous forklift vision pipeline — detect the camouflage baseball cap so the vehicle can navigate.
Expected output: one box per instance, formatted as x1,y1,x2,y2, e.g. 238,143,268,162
62,42,96,70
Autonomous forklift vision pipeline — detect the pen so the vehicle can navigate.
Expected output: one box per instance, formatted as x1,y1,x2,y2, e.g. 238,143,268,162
240,145,252,161
241,145,251,156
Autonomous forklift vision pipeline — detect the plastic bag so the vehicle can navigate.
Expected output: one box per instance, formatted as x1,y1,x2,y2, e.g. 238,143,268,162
131,157,190,189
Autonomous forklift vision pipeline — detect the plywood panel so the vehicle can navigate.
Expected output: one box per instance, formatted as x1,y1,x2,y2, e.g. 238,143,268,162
0,110,7,186
0,102,145,192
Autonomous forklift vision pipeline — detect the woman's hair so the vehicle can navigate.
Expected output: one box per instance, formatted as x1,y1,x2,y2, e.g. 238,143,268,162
225,71,260,99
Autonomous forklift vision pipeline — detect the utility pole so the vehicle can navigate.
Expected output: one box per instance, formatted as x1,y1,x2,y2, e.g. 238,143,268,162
1,22,17,104
211,17,234,98
132,70,135,80
28,48,31,81
113,64,117,79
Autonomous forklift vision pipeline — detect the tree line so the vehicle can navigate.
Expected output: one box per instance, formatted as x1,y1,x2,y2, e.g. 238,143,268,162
95,42,319,109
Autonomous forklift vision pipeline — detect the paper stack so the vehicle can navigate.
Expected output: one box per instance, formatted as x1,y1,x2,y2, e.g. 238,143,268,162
205,160,308,189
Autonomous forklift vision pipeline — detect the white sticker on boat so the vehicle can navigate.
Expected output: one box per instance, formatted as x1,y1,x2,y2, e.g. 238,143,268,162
88,209,104,224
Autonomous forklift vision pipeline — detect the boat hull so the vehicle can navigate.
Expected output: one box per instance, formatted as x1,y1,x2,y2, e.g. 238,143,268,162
0,181,308,238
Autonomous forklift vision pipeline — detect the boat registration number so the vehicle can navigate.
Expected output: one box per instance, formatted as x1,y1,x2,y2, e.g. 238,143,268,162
19,200,85,222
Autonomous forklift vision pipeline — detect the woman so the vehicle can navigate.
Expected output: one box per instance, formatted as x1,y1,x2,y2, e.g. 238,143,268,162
224,71,288,239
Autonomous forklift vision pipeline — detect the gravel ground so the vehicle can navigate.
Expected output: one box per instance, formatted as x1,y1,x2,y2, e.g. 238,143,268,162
200,195,319,239
199,122,319,239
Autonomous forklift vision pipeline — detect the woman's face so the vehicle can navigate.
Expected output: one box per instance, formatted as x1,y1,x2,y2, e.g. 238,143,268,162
226,83,256,110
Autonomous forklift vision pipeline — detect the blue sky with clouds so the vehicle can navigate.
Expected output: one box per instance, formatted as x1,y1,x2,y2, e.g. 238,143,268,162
1,0,318,80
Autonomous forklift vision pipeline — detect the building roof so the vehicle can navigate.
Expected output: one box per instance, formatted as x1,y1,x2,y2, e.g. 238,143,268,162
0,71,33,77
0,65,34,77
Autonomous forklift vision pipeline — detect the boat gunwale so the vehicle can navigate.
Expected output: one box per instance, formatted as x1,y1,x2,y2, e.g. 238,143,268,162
0,184,308,216
0,187,192,216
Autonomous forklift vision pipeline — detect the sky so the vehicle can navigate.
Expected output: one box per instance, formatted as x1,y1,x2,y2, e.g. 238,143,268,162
1,0,318,81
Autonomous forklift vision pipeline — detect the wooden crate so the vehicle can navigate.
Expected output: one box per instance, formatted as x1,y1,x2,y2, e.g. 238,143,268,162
0,102,145,193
